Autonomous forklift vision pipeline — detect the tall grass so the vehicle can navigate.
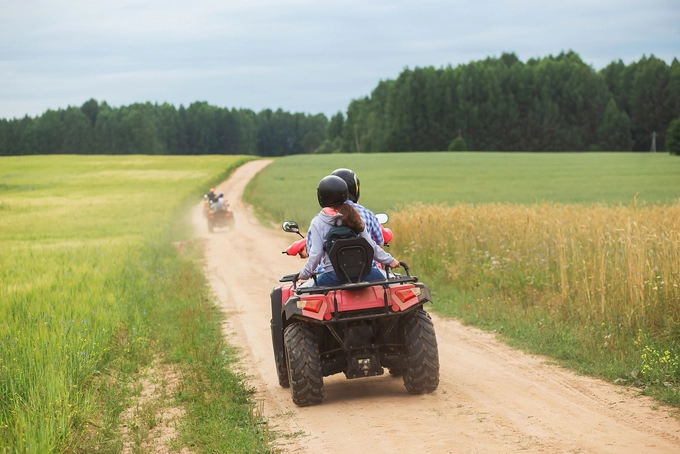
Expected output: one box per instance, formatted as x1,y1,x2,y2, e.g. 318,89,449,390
0,155,268,452
391,202,680,401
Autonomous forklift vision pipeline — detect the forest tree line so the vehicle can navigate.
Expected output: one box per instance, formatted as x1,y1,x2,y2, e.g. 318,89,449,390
0,101,327,156
321,52,680,154
1,51,679,156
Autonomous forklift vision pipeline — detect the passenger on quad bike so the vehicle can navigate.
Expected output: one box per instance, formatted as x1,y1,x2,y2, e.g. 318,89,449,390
299,168,385,261
216,193,227,210
298,175,400,288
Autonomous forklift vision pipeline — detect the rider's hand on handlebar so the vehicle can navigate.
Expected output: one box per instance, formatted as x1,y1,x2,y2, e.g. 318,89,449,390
299,247,309,259
389,259,400,269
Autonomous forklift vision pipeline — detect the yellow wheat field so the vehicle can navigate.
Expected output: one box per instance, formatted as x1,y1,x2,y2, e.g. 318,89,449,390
391,202,680,334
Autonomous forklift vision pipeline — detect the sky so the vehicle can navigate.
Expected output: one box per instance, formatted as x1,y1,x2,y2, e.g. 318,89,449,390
1,0,678,120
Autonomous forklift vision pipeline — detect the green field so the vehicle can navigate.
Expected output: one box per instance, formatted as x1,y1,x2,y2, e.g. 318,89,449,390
244,152,680,228
0,155,269,453
246,152,680,406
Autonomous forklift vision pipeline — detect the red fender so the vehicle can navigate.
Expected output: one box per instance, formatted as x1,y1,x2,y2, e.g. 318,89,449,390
381,226,393,244
285,238,307,256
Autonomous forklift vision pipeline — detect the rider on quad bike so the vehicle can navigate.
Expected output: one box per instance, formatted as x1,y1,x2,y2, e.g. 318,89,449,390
297,175,400,287
331,168,384,246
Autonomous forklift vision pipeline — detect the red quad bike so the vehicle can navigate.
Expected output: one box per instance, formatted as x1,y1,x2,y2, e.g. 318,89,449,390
207,201,234,233
270,218,439,407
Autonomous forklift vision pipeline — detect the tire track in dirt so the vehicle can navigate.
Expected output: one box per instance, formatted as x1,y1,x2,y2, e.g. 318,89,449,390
193,160,680,453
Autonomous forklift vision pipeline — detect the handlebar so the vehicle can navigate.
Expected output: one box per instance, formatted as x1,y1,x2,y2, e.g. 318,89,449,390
385,261,411,278
279,273,297,282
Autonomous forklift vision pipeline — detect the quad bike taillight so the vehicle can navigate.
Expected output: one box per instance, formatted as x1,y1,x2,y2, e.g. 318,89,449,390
296,299,323,313
395,287,421,303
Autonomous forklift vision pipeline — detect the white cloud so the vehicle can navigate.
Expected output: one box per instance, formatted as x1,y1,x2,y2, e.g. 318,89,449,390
0,0,678,118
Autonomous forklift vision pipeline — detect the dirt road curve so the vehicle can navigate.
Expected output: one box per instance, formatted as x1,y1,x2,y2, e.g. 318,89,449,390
193,160,680,453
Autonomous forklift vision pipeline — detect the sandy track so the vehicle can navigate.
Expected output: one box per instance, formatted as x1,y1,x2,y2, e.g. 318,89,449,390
193,160,680,453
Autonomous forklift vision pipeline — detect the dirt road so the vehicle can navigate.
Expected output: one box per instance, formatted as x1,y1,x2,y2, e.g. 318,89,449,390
193,160,680,453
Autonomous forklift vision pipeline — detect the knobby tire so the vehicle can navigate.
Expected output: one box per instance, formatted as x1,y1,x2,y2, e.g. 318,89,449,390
403,309,440,394
284,323,324,406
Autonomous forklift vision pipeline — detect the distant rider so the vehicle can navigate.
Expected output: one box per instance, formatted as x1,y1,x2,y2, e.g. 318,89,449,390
217,193,227,211
298,175,399,287
207,188,219,203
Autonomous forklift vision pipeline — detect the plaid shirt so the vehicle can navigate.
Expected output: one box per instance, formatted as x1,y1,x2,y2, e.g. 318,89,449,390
311,200,384,272
349,201,384,246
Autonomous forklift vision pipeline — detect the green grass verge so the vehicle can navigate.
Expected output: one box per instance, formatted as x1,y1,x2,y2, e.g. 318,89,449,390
0,155,270,452
428,285,680,406
243,152,680,229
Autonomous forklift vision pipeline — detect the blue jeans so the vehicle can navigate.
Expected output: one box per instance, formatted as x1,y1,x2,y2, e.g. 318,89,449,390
314,267,386,287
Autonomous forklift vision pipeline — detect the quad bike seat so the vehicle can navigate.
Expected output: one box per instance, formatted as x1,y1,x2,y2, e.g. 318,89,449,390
328,237,374,284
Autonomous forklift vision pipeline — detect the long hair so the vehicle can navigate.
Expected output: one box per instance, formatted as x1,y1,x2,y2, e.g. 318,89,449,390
337,203,365,233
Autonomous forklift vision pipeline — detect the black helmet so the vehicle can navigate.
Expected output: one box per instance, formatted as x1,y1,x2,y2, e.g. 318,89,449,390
330,168,360,203
317,175,348,208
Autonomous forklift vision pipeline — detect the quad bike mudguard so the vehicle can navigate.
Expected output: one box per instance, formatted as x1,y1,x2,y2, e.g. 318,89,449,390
270,274,432,370
281,281,432,323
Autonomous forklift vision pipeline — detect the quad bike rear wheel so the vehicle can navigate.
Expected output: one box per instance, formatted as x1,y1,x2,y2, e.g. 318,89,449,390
403,309,440,394
208,218,214,233
284,323,324,406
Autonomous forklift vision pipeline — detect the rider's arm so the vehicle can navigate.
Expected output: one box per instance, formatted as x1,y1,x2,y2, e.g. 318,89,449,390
360,230,396,266
299,220,324,280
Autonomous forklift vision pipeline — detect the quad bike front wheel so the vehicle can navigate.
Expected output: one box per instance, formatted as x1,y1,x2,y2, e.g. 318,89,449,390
284,323,324,406
402,309,440,394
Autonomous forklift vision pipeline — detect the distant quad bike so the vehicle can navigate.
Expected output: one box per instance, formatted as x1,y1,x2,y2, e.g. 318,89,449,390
270,219,439,407
207,202,234,233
